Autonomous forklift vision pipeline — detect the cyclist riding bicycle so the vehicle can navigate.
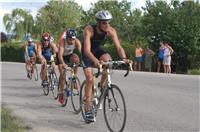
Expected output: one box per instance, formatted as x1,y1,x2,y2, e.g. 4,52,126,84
37,32,58,87
81,10,128,123
57,28,81,104
24,37,37,79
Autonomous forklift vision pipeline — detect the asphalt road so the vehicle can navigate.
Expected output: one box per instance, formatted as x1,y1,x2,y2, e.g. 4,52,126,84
1,62,199,132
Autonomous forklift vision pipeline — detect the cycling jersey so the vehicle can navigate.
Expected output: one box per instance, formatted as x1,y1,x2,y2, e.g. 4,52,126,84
63,40,75,56
82,24,108,68
27,43,35,57
42,43,52,61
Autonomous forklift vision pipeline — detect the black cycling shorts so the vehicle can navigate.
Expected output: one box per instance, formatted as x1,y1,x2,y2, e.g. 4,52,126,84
81,47,107,69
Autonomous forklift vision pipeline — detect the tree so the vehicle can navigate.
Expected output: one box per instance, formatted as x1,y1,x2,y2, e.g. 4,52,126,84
3,8,34,40
35,0,83,40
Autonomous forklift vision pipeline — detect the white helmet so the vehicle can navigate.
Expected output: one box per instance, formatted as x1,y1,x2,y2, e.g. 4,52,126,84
27,37,33,42
95,10,112,21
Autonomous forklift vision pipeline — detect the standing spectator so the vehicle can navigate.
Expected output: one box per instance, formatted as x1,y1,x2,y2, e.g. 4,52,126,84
157,42,165,72
144,46,155,72
134,44,143,71
163,42,174,73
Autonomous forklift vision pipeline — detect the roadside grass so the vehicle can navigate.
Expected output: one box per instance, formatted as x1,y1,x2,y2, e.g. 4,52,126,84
1,105,30,132
187,68,200,75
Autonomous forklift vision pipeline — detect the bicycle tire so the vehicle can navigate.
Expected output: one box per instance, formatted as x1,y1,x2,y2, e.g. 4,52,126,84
51,73,59,99
80,80,87,121
103,84,127,132
33,64,38,81
43,85,49,96
61,81,69,107
71,76,81,114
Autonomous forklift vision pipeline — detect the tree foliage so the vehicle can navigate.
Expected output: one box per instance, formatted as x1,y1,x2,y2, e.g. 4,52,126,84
35,0,83,40
3,8,34,39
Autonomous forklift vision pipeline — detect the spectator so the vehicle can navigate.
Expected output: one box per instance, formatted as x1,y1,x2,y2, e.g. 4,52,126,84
163,42,174,73
134,44,143,71
144,46,155,72
157,42,165,72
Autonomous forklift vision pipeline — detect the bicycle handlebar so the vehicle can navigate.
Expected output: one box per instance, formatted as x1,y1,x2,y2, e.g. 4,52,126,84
95,60,133,78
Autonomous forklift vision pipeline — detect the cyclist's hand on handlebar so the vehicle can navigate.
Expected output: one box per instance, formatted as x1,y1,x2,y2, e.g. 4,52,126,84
94,59,101,68
62,63,68,69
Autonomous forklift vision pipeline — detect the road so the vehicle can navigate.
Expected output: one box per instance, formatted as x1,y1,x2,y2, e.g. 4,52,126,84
1,62,199,132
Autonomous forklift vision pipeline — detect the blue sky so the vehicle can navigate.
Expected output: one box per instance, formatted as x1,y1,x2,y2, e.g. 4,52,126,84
0,0,148,32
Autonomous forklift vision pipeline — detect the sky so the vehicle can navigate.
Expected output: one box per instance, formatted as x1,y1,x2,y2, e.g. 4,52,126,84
0,0,148,33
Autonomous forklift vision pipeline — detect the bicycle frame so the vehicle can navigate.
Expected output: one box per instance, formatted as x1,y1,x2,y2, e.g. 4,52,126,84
93,60,132,112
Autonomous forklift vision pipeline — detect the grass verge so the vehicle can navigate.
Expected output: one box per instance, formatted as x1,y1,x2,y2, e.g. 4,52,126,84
1,105,30,132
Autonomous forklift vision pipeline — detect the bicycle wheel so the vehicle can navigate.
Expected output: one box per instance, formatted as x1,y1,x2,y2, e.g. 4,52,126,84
51,73,59,99
71,76,81,114
80,80,96,123
103,84,127,132
33,64,38,81
43,84,49,96
80,80,87,121
61,81,69,107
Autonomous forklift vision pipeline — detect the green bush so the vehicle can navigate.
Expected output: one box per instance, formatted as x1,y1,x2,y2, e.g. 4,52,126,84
187,68,200,75
1,43,24,62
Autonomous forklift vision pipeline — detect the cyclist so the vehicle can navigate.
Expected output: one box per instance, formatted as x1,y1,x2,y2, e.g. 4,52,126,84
57,28,81,104
81,10,128,123
24,37,37,79
37,32,58,86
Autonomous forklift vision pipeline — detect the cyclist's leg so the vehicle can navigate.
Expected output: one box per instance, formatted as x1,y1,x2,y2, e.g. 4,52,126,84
39,57,46,81
99,53,112,87
83,68,93,112
58,63,65,104
58,64,65,92
69,53,80,75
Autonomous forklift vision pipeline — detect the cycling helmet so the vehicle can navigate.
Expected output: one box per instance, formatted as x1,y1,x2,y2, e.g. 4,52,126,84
42,33,50,41
66,29,77,39
95,10,112,21
27,37,33,42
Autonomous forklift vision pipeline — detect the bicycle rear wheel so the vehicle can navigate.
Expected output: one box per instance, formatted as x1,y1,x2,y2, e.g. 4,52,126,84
51,73,59,99
103,84,127,132
71,76,81,114
33,64,38,81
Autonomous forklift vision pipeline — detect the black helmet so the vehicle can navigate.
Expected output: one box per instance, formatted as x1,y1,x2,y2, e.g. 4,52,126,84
66,28,77,39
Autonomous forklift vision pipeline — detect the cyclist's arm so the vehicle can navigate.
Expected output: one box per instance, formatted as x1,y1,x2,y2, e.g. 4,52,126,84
108,27,126,60
75,38,81,54
83,25,99,65
58,39,65,65
37,43,44,61
50,42,58,57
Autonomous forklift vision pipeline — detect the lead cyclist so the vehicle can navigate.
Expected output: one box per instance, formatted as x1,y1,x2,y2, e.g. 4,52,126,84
81,10,130,123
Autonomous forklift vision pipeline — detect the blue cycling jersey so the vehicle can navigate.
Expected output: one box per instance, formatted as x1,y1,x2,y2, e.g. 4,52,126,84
27,43,35,57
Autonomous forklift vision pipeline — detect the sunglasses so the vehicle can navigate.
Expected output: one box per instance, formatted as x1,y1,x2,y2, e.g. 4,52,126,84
101,21,110,25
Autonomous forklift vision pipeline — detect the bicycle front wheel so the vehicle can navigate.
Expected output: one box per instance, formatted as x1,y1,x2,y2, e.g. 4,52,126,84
43,85,49,96
61,81,69,107
103,84,127,132
80,80,87,121
51,73,59,99
71,76,81,114
33,64,38,81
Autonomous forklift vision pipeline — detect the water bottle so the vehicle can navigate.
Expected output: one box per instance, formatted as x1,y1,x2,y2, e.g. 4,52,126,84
67,90,71,97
